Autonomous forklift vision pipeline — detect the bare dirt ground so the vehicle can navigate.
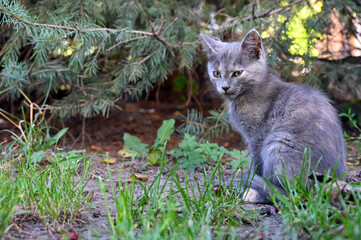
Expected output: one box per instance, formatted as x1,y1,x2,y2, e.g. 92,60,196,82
2,98,361,239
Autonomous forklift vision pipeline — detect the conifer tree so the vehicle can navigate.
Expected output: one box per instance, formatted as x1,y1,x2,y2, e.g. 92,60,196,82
0,0,360,136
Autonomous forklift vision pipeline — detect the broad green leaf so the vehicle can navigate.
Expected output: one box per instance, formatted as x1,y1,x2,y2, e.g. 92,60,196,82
31,150,45,163
151,119,175,150
123,133,149,156
156,119,175,144
49,128,68,146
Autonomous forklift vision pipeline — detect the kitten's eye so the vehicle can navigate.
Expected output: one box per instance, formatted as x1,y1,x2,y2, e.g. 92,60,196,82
232,71,243,77
213,71,221,78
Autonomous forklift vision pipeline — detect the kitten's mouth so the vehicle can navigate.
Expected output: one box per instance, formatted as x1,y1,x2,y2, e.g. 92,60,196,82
223,89,236,95
218,88,239,98
223,92,236,98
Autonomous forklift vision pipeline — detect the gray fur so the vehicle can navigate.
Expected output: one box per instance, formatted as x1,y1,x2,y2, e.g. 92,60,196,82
200,29,346,203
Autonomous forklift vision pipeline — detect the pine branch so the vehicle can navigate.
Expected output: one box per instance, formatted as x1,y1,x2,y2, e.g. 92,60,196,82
217,0,306,32
106,36,147,51
30,68,70,76
1,0,357,122
0,5,147,35
131,51,157,65
247,0,306,20
0,5,81,31
185,120,206,128
0,3,177,55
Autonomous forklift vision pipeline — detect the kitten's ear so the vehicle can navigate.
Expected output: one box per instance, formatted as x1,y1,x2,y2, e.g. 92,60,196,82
200,33,223,58
240,29,265,62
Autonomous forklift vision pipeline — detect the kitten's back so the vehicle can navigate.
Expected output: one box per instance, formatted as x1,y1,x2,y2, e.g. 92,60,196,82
270,81,346,176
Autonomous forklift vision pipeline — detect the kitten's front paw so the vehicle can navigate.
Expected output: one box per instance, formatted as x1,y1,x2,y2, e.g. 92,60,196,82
242,188,262,202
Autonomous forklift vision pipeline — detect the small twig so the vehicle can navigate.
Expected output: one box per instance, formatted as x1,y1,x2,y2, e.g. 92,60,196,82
23,45,34,62
199,123,227,143
249,6,276,20
185,69,193,107
0,110,19,130
81,117,86,148
213,8,226,18
134,0,156,34
70,84,88,96
192,95,203,113
155,79,161,104
257,0,306,18
106,36,147,51
185,120,206,128
251,2,256,19
0,37,12,56
79,0,83,16
16,87,32,106
156,20,166,35
123,29,153,36
199,106,229,142
18,120,28,142
70,21,83,33
131,51,157,65
71,117,92,148
189,66,203,112
161,17,178,36
0,87,11,95
31,68,70,76
94,39,105,59
217,0,306,32
248,0,306,21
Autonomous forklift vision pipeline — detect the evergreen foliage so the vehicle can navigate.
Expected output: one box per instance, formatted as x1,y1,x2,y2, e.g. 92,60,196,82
0,0,360,124
177,105,230,140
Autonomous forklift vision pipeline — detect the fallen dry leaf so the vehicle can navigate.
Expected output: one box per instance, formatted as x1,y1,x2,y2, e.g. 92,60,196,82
127,173,148,183
90,145,101,151
309,172,361,207
124,106,135,113
100,158,117,164
325,180,357,207
346,161,360,166
118,149,133,158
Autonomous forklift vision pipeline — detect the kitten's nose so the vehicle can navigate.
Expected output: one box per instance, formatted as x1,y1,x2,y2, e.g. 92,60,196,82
222,86,230,93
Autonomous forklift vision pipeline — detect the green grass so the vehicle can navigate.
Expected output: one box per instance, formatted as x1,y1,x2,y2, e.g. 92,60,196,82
0,106,94,237
97,143,361,239
98,149,257,239
2,110,361,239
268,156,361,240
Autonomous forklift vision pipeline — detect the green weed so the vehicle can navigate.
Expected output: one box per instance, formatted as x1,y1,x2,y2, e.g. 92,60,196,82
100,142,255,239
0,93,94,235
124,119,175,165
170,133,248,171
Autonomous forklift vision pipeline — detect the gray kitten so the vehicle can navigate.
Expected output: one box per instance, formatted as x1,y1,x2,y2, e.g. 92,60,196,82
200,29,346,203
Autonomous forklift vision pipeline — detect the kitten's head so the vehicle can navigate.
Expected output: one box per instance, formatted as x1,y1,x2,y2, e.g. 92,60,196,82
200,29,267,99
